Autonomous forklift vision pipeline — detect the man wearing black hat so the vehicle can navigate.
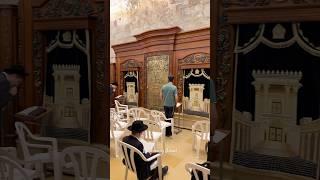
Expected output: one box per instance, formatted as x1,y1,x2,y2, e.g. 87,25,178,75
0,65,28,109
122,120,168,180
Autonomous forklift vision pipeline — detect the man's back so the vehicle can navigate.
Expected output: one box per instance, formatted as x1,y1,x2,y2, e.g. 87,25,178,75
161,82,177,107
122,135,154,179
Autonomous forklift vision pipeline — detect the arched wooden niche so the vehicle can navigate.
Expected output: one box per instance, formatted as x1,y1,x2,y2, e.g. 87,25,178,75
120,59,143,106
178,53,210,117
30,0,107,144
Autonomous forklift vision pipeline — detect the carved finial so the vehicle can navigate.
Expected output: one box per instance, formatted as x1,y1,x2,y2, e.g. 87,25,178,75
272,24,286,40
62,31,72,42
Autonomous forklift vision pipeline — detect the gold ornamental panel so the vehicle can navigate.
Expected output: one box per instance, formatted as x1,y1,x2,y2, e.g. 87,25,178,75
146,55,169,110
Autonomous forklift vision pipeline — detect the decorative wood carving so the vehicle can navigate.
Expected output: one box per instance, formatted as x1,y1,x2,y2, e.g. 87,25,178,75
180,53,210,65
226,0,320,7
212,0,236,162
145,55,169,110
32,0,95,18
121,59,142,69
90,3,107,143
177,53,210,102
32,31,44,106
225,0,320,23
144,52,172,109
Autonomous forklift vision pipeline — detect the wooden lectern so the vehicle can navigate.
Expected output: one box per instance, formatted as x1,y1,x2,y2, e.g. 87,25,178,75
14,106,52,136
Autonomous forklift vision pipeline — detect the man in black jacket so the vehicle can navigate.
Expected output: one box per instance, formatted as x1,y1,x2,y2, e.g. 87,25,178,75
122,120,168,180
0,65,28,109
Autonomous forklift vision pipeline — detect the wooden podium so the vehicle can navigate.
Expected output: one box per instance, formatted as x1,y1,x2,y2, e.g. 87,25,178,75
14,106,52,136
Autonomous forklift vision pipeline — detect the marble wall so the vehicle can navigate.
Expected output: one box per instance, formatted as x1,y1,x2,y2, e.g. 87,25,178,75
110,0,210,63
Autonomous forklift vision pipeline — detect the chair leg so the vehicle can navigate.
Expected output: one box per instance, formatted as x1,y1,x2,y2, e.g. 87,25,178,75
171,123,174,137
196,139,201,158
162,131,166,154
192,136,196,151
158,165,163,180
35,162,45,180
163,135,166,154
124,167,128,180
115,140,119,158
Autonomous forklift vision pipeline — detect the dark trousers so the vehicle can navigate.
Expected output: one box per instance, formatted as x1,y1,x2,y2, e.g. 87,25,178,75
163,106,174,136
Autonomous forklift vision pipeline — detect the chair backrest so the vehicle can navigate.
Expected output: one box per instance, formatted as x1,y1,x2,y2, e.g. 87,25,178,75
129,108,149,122
14,122,33,160
110,118,124,139
0,155,31,180
110,110,119,122
119,141,154,173
192,120,210,140
185,163,210,180
141,120,161,141
150,110,167,124
60,146,108,180
114,100,127,112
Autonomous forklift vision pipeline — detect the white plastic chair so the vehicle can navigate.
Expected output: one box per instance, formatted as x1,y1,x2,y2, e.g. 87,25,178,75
191,120,210,158
60,146,108,180
15,121,61,180
110,110,128,130
185,163,210,180
129,108,150,123
141,120,163,153
115,100,129,122
150,110,174,136
0,147,44,180
119,141,163,180
110,119,125,157
0,155,34,180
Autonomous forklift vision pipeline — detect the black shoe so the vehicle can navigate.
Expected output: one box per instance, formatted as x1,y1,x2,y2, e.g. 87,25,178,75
151,166,168,179
162,166,168,176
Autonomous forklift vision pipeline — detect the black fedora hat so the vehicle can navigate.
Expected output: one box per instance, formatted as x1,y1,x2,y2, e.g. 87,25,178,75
4,65,29,77
128,120,148,132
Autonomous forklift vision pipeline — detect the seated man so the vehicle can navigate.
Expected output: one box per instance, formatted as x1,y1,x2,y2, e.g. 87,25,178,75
122,120,168,180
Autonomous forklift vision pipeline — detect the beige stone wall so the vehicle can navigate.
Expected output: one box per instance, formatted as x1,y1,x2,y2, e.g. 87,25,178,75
110,0,210,63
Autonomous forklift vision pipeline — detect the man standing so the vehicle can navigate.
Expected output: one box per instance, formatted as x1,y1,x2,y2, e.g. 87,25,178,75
160,75,178,137
0,65,28,109
110,82,118,108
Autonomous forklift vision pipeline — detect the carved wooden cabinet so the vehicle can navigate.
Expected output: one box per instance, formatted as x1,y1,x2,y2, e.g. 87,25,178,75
113,27,210,109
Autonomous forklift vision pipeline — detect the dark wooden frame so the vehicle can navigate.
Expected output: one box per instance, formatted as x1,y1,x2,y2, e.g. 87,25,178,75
18,0,108,144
